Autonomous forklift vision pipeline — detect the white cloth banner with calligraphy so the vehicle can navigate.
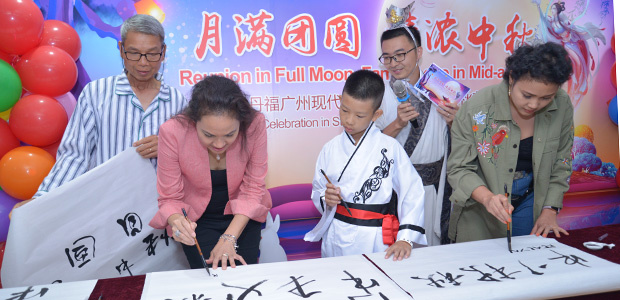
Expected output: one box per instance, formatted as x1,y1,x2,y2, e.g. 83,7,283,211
0,280,97,299
141,255,410,300
367,235,620,299
2,148,188,288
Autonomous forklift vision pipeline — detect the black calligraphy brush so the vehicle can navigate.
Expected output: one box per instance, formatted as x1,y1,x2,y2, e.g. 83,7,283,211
505,184,512,252
182,208,210,276
320,169,352,216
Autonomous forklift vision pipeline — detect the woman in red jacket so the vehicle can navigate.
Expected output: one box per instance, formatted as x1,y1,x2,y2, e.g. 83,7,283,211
149,76,271,270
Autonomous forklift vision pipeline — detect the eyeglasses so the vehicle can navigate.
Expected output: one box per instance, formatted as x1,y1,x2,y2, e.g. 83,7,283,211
378,47,417,65
122,45,165,62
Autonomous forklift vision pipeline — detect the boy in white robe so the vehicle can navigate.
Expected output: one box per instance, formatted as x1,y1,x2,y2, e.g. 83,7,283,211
304,70,427,259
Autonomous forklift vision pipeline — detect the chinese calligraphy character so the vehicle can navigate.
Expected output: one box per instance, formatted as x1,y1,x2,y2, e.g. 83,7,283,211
484,263,520,280
412,271,464,288
221,280,267,300
467,16,496,62
6,286,48,300
282,14,317,56
160,229,170,247
503,13,533,55
459,265,501,282
518,260,546,275
548,250,590,267
116,258,134,276
143,233,160,256
195,11,222,60
64,235,96,268
425,11,464,54
324,13,361,59
279,276,321,298
411,274,447,288
117,212,142,237
341,270,388,299
233,9,275,57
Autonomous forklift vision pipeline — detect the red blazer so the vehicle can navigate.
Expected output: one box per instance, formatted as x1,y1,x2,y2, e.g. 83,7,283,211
149,113,271,231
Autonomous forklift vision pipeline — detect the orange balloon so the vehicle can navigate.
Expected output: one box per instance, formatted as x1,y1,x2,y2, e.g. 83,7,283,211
0,146,55,200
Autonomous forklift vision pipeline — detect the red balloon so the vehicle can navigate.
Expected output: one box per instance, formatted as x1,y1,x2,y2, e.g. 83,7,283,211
0,146,55,200
14,45,77,97
0,0,44,55
39,20,82,61
8,94,68,147
612,34,616,54
0,119,19,159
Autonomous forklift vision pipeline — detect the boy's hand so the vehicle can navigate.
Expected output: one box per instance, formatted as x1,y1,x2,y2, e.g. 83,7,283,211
324,183,341,207
385,240,412,261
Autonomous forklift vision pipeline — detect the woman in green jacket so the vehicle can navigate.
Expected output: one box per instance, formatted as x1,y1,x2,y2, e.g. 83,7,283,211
447,42,574,243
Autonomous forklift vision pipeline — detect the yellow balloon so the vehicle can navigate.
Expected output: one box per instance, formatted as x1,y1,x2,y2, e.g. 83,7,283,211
0,108,10,121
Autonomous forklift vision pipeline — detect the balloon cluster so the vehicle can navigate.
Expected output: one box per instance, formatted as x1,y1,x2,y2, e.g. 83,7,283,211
0,0,82,242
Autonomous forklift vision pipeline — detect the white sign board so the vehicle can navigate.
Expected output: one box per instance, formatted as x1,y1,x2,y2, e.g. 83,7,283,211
2,149,188,288
367,235,620,299
141,255,411,299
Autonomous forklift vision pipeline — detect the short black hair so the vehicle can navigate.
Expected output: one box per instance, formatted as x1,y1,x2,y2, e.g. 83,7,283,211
380,26,421,48
503,42,573,85
343,69,385,111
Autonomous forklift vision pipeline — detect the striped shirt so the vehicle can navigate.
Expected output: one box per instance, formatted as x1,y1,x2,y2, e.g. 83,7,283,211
35,73,188,198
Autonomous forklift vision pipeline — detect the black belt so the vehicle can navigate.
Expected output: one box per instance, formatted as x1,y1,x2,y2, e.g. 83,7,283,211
414,157,444,187
511,183,534,208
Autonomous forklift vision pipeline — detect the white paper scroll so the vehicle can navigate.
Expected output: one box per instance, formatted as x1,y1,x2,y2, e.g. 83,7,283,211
2,149,188,288
0,280,96,300
141,255,411,300
366,235,620,300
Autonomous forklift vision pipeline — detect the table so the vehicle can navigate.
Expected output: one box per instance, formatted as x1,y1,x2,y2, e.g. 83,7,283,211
86,223,620,300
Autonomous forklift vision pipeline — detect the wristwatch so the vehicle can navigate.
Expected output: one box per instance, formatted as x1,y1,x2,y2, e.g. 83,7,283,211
543,206,560,214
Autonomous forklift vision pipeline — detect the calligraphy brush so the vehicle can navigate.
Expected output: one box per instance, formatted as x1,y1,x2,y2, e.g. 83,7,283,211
182,208,210,276
505,184,512,252
319,169,352,216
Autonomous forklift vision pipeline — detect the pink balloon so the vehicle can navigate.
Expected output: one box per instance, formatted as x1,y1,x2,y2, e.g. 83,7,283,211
54,92,77,119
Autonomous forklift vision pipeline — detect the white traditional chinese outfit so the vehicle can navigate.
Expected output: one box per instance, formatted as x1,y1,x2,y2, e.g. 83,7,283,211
304,124,427,257
375,82,450,246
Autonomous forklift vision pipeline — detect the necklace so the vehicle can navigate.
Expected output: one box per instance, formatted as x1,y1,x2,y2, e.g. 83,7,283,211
216,154,221,161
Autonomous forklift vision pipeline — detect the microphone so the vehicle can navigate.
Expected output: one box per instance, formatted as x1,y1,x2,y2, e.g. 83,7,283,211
393,80,419,128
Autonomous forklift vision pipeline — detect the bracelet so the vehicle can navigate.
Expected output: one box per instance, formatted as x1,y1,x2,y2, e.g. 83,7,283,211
220,234,239,250
397,239,414,248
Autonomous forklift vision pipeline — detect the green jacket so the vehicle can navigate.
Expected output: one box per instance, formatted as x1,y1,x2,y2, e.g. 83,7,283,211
447,81,574,242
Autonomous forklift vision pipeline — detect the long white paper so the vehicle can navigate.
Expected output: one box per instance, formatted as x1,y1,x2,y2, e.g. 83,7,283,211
2,149,188,288
0,279,96,300
141,255,411,300
366,235,620,300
